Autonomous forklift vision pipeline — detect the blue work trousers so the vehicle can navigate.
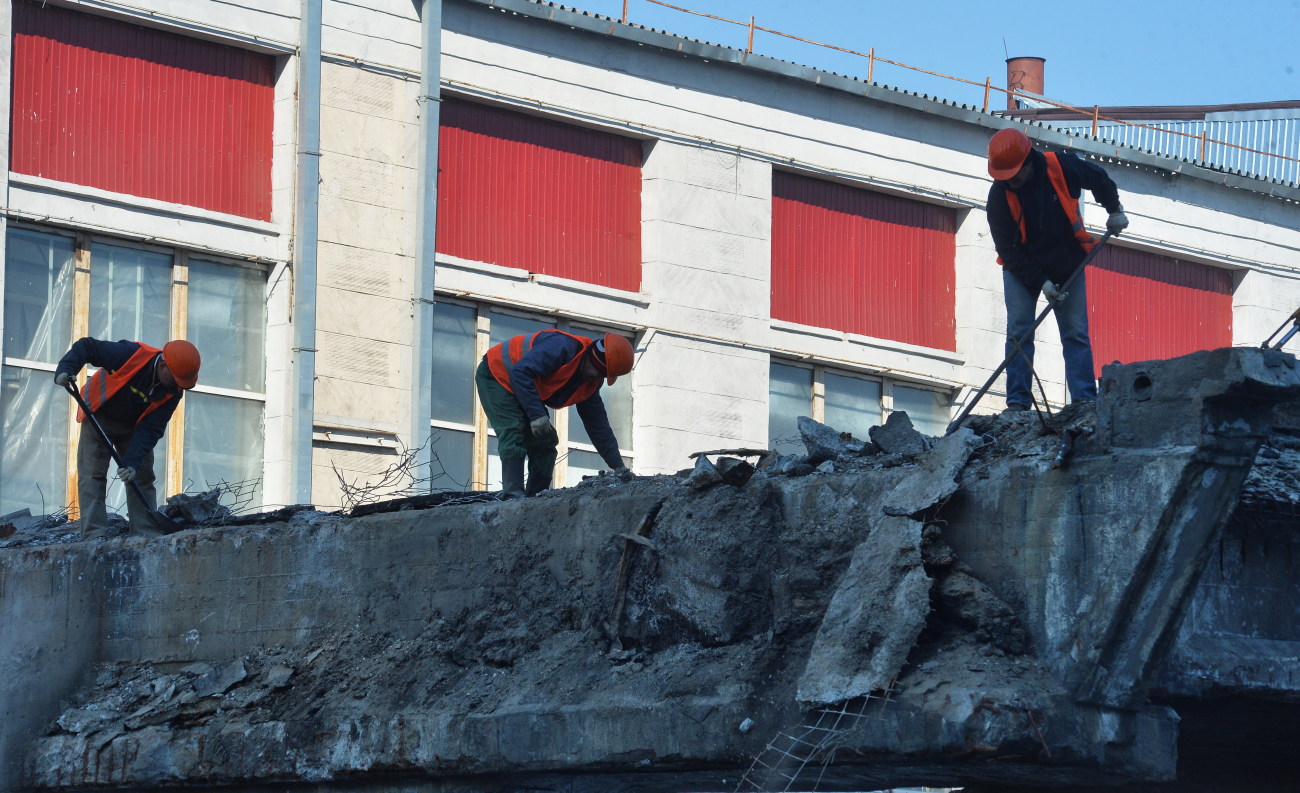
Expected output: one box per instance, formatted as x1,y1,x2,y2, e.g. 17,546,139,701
1003,269,1098,408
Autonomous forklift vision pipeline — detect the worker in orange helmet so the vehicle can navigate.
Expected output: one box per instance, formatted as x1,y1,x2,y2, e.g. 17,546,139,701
477,330,635,498
54,338,200,538
986,127,1128,413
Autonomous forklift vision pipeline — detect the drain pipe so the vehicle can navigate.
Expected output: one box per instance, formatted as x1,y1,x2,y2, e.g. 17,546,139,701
290,0,322,504
410,0,442,479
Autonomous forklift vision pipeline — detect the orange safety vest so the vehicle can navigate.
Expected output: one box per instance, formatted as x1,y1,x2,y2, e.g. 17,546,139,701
486,330,601,408
77,343,176,424
999,152,1096,265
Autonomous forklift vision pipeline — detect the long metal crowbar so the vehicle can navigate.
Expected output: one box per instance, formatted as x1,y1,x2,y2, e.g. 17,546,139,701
946,230,1115,435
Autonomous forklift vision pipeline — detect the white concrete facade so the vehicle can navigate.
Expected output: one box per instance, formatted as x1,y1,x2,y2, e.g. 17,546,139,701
6,0,1299,510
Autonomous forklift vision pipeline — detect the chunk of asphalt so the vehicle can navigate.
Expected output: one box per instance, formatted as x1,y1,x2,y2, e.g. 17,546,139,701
798,416,870,464
882,428,980,517
869,411,932,456
796,515,930,706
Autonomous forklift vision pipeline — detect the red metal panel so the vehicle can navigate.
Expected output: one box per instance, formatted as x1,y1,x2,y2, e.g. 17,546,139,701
771,171,956,351
11,1,274,220
437,99,642,291
1088,246,1233,376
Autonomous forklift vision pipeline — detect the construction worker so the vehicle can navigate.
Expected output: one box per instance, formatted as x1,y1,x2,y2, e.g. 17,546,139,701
476,330,634,498
54,338,201,538
986,127,1128,412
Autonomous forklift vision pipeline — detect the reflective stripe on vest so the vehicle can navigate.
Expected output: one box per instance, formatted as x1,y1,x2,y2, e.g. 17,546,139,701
77,343,176,425
485,330,601,408
998,152,1096,265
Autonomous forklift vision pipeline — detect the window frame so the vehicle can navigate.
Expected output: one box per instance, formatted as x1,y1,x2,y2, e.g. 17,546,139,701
768,356,952,445
1,222,269,514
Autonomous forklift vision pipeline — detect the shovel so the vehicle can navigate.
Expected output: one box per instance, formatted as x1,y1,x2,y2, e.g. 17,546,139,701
64,381,184,536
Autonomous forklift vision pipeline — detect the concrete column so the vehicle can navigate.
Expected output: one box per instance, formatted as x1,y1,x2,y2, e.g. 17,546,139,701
637,142,772,473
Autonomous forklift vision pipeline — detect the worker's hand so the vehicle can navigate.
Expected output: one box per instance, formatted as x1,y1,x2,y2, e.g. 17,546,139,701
529,415,557,443
117,467,136,484
613,467,635,482
1041,281,1064,303
54,372,71,388
1106,210,1129,236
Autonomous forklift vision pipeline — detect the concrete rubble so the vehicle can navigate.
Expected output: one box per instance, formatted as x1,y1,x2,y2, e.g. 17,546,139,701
2,348,1298,793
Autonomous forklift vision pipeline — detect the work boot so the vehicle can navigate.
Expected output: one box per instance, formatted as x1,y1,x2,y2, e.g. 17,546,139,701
1002,403,1028,415
499,457,525,500
525,475,552,497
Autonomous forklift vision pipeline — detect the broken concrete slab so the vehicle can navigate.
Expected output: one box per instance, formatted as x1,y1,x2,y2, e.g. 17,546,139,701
797,515,931,706
684,455,722,488
163,488,232,525
883,427,981,516
870,410,932,455
7,349,1300,793
798,415,873,463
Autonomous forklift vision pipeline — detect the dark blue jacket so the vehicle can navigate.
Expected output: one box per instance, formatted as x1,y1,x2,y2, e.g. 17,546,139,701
509,331,624,469
56,338,183,469
988,149,1122,291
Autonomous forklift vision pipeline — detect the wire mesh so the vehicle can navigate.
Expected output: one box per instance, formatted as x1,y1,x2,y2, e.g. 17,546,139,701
734,684,896,793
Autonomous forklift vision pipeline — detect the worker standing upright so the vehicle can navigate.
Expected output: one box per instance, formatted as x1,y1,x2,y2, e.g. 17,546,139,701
986,128,1128,412
475,330,634,498
54,337,201,538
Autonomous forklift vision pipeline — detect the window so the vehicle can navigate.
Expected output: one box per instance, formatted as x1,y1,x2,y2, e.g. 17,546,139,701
437,99,643,291
1088,246,1233,377
0,227,268,517
428,298,635,491
11,0,275,219
771,171,957,351
768,359,951,452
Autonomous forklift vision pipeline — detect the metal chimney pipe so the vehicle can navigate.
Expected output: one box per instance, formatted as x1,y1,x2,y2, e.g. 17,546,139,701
1006,56,1045,109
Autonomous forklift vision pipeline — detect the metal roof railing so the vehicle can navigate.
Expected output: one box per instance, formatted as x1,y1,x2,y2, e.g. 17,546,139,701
606,0,1300,185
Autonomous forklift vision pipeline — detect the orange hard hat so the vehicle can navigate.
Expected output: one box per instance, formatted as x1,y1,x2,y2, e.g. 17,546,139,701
599,333,634,385
988,128,1033,180
163,340,201,389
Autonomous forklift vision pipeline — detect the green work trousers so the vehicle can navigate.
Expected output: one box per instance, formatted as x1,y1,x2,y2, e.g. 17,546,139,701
475,359,557,484
77,416,157,537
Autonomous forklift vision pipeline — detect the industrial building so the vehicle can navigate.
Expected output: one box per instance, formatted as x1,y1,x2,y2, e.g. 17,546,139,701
1,0,1296,515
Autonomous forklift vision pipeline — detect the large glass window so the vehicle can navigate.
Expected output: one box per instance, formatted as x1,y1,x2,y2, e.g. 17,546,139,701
429,300,635,492
187,260,266,392
768,362,813,455
428,301,479,489
4,229,76,363
0,227,268,517
768,357,952,453
89,243,171,344
825,372,882,438
893,385,950,437
1,229,76,516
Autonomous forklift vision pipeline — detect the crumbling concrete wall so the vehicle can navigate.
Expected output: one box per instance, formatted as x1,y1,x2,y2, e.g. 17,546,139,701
4,349,1299,792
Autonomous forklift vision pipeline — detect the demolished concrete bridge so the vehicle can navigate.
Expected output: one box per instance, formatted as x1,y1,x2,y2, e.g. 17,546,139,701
2,347,1298,792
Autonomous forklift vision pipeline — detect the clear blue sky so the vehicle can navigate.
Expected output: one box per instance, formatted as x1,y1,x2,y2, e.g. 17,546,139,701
574,0,1300,108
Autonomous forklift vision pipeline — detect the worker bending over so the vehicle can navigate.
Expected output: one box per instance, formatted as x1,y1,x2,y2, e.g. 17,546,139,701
54,338,200,538
476,330,633,498
986,127,1128,412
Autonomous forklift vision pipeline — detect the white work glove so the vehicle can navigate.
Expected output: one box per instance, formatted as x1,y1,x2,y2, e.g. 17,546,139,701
1041,281,1064,303
54,372,71,387
117,466,137,484
529,415,557,443
1106,210,1129,236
